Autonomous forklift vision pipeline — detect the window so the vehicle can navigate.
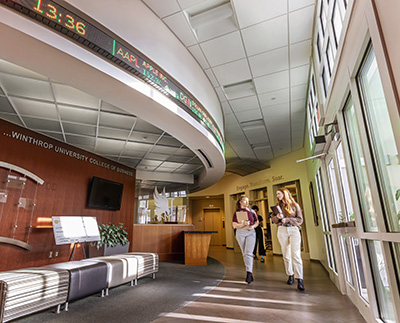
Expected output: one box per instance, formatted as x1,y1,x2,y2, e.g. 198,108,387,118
339,235,354,286
351,237,368,302
336,142,354,221
368,240,396,322
322,67,328,97
332,0,343,48
328,159,343,223
319,1,327,35
357,45,400,232
316,34,322,61
391,242,400,296
326,39,334,76
343,98,378,232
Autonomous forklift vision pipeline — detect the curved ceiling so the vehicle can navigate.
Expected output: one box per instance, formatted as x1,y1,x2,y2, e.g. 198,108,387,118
142,0,316,175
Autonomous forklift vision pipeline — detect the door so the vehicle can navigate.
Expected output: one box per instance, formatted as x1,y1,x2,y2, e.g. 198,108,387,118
204,208,222,246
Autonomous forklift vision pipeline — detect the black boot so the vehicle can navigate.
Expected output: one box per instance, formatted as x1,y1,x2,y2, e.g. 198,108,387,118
246,271,252,284
287,275,294,285
297,279,305,291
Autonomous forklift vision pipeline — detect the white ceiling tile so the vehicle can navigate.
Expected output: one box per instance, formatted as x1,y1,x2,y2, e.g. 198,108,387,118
262,103,290,118
62,122,96,136
100,111,136,130
290,40,312,67
254,147,274,160
254,70,289,94
291,99,306,113
291,84,308,101
188,45,210,69
242,15,288,56
0,60,48,81
289,0,316,12
259,88,290,107
194,16,238,43
199,31,246,67
58,105,98,124
53,83,99,109
163,12,197,47
177,0,208,10
221,101,233,114
142,0,180,18
0,74,53,101
243,127,269,145
248,47,289,77
235,108,262,122
96,138,128,155
212,58,251,86
229,95,259,113
215,87,228,101
290,64,310,86
204,69,219,87
10,97,58,120
289,5,315,44
234,0,287,28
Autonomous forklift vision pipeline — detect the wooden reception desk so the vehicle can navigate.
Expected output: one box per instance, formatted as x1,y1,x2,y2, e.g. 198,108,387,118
183,231,217,265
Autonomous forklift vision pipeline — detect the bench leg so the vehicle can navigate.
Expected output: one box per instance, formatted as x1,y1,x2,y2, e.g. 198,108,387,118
135,279,137,286
101,289,105,297
152,273,156,279
106,288,109,296
64,302,69,312
56,304,61,314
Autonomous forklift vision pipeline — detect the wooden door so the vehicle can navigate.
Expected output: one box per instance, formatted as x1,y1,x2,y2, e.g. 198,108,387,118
204,209,222,246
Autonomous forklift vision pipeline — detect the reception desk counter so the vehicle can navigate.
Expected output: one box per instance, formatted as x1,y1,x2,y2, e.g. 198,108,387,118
132,224,194,261
183,231,217,265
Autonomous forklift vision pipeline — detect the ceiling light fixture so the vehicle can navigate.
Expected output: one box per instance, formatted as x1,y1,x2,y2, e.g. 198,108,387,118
189,3,233,30
240,119,265,131
223,80,255,99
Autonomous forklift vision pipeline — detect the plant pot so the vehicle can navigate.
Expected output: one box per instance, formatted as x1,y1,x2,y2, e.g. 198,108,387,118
88,242,130,257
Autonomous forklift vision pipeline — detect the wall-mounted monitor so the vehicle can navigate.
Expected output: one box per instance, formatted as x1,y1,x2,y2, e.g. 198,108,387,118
87,177,123,211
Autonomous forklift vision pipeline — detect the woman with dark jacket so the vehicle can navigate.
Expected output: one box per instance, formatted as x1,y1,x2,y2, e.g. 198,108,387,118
251,205,266,263
232,195,259,284
271,188,305,291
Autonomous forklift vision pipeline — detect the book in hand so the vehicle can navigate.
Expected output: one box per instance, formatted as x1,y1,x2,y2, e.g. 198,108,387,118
236,211,248,223
271,205,283,217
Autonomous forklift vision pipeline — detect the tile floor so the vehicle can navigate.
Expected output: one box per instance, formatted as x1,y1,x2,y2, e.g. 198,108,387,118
154,246,366,323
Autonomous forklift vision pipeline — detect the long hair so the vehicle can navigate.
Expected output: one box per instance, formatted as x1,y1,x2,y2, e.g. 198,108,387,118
236,195,247,210
276,188,297,215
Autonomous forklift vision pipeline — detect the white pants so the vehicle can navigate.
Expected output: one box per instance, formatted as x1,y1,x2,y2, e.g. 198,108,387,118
277,226,303,279
236,228,256,273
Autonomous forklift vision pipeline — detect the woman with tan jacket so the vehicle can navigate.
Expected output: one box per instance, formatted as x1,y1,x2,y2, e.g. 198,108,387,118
271,188,305,291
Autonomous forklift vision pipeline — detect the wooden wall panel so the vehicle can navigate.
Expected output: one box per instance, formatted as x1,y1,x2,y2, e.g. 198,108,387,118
0,119,136,271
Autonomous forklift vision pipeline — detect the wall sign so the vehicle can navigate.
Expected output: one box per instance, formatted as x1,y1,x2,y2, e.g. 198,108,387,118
1,0,224,152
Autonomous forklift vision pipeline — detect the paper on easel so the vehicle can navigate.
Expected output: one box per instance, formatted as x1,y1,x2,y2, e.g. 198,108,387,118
236,211,248,223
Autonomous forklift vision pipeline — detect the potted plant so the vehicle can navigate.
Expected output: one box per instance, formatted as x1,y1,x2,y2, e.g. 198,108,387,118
90,222,130,257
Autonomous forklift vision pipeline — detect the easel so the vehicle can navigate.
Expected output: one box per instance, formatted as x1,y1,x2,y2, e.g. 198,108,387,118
68,241,87,261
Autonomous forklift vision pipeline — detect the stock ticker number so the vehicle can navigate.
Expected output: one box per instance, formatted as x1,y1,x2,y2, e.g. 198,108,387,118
33,0,86,35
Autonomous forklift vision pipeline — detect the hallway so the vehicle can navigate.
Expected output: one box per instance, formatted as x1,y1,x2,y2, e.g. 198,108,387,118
155,246,366,323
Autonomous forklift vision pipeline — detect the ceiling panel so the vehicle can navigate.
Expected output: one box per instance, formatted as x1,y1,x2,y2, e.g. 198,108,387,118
289,0,316,11
188,45,210,69
259,88,290,107
254,71,289,94
0,113,22,125
229,95,259,113
212,58,251,86
0,74,53,101
10,97,58,119
289,40,312,68
52,83,99,109
235,108,263,123
204,69,219,87
163,12,197,47
290,65,310,87
23,116,62,132
63,122,96,136
289,5,315,44
291,84,308,101
262,103,290,117
241,15,288,56
142,0,180,18
99,111,135,130
248,47,289,78
234,0,287,28
0,97,14,113
58,105,98,124
199,31,246,67
98,127,130,140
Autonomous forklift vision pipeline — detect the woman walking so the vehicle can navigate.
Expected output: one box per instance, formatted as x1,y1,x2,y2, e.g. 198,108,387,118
271,188,305,291
232,196,259,284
